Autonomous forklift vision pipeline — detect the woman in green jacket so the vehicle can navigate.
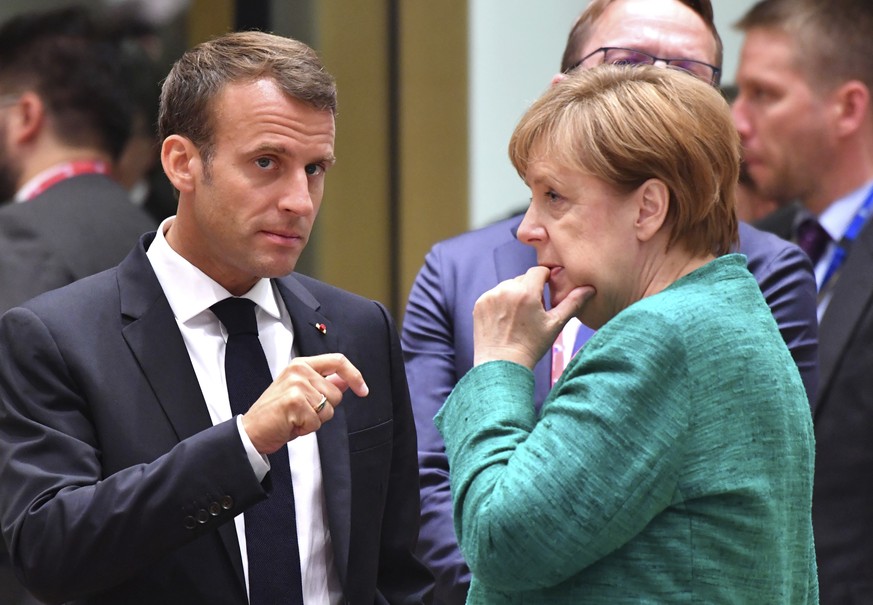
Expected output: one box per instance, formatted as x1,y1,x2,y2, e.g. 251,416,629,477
435,65,818,604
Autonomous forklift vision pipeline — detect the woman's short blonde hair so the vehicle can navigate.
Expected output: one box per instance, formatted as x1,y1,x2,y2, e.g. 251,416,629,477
509,64,739,256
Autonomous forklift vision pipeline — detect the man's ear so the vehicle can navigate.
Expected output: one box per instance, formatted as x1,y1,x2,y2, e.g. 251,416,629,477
8,92,45,145
550,72,567,87
830,80,870,139
635,178,670,242
160,134,200,194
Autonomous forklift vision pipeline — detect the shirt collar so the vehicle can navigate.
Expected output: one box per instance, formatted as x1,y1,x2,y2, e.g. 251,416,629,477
146,216,282,324
817,179,873,242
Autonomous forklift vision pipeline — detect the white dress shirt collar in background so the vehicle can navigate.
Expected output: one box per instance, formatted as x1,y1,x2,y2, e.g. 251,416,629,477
811,180,873,319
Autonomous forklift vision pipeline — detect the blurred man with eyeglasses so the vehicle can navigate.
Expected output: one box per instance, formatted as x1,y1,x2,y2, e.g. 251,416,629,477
733,0,873,601
568,47,720,84
401,1,819,602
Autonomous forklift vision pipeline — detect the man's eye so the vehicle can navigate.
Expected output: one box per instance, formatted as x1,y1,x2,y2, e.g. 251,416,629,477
746,86,773,103
255,157,274,169
305,164,324,176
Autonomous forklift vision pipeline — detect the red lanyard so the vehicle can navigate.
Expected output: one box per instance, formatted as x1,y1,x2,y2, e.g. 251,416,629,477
20,160,111,201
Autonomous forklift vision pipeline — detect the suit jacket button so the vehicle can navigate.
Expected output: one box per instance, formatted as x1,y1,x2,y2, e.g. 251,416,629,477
220,495,234,510
184,516,197,530
209,501,222,516
196,509,209,524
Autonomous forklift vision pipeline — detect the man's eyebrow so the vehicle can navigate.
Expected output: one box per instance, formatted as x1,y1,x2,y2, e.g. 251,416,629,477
250,143,336,165
251,143,287,155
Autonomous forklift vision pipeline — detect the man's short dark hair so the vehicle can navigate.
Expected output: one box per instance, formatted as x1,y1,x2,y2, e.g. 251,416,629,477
158,31,337,168
736,0,873,94
0,7,133,160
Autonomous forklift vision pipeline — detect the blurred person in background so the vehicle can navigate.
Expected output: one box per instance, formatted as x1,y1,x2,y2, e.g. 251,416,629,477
733,0,873,600
0,7,155,603
736,160,783,222
0,6,156,316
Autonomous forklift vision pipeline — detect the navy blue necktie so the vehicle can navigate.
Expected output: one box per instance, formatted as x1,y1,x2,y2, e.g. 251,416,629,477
796,217,831,266
211,297,304,605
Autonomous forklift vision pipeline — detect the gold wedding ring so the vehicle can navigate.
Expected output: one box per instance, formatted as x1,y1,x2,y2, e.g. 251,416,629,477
315,393,328,413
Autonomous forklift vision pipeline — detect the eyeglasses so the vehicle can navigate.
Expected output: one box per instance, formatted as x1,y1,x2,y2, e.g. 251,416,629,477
568,47,721,86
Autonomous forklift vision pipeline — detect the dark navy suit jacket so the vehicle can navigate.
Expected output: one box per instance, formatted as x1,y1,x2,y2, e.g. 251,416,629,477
401,213,818,604
761,205,873,603
0,173,156,604
0,174,156,315
0,234,433,605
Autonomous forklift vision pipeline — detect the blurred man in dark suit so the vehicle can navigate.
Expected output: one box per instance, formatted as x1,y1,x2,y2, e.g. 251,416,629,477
0,7,156,603
0,7,156,316
733,0,873,600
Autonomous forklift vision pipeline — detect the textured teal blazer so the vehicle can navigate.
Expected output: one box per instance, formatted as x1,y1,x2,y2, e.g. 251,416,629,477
435,255,818,603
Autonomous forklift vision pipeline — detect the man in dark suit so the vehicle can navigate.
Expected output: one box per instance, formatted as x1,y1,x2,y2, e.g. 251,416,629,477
0,9,156,603
401,1,819,602
733,0,873,601
0,30,432,605
0,7,156,317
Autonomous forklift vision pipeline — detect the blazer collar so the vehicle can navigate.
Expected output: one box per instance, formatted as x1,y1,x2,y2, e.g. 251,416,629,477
116,233,248,590
118,233,214,440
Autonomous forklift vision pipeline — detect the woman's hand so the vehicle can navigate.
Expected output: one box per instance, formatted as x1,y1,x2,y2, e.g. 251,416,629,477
472,266,595,369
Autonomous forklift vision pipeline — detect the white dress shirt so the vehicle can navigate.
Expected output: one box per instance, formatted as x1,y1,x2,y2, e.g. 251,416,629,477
146,217,342,603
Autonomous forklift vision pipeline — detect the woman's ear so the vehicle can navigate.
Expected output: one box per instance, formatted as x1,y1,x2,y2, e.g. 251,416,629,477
635,178,669,242
160,134,200,194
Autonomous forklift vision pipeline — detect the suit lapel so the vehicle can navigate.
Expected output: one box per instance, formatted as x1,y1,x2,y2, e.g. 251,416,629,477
116,234,246,592
493,216,552,408
816,220,873,417
276,276,353,587
118,243,213,440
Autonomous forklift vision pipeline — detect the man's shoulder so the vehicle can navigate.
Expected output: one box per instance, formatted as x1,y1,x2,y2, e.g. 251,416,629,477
1,266,122,335
0,174,155,238
736,222,816,327
24,267,120,311
280,273,385,317
35,174,154,221
738,220,808,269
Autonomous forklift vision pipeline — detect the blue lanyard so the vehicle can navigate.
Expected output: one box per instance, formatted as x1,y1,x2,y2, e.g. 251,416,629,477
820,184,873,290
